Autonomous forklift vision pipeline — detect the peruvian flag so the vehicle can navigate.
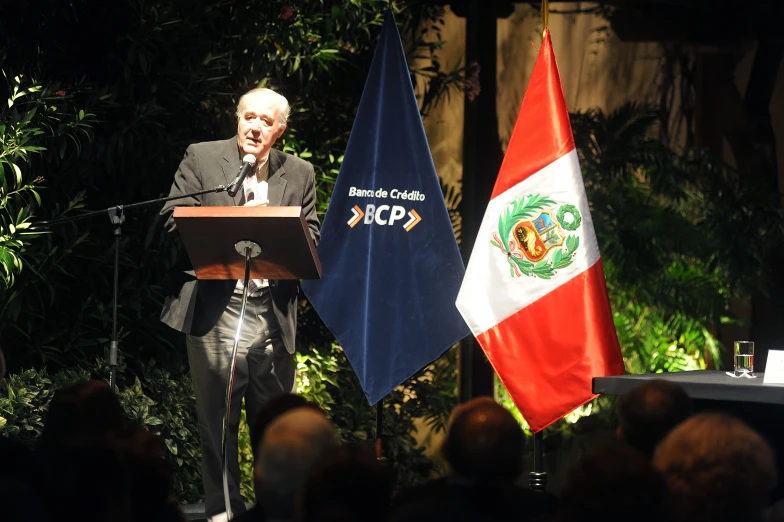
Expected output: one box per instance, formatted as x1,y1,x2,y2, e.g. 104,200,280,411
456,30,624,432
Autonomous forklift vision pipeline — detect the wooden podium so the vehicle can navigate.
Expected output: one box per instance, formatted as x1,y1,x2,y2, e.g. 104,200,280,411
173,205,321,519
173,205,321,280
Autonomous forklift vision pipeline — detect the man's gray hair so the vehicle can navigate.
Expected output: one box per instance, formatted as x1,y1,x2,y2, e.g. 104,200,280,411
255,408,339,520
236,87,290,125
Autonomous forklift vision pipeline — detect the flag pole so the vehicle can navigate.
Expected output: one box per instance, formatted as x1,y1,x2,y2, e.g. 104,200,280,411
528,0,550,494
375,400,384,459
378,0,388,462
529,430,547,491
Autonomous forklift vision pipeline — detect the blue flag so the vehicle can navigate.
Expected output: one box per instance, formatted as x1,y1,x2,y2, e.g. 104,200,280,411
301,10,469,405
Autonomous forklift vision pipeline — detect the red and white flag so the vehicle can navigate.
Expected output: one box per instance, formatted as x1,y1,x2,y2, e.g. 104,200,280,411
456,31,624,432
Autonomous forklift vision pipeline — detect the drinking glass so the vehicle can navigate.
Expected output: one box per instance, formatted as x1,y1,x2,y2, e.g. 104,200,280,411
734,341,754,377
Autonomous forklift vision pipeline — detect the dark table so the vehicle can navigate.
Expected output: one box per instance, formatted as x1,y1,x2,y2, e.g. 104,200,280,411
593,370,784,404
593,370,784,500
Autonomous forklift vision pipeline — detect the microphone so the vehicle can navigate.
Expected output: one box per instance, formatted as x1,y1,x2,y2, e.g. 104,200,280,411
226,154,257,197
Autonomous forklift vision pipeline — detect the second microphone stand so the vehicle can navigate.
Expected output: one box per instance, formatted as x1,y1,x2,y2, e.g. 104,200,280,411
31,184,234,391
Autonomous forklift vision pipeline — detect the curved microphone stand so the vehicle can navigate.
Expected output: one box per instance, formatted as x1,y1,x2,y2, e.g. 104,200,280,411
221,239,261,520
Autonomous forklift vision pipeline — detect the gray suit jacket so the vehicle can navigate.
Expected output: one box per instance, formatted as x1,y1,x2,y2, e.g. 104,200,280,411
159,137,320,354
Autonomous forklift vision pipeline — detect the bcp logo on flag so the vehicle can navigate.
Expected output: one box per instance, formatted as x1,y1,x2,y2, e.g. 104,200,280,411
346,185,423,231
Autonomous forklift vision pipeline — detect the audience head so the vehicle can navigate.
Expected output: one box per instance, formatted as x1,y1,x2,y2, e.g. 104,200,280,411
115,427,185,522
558,440,669,522
617,379,693,459
653,412,776,522
441,397,525,484
255,407,339,521
251,393,320,460
300,443,393,522
40,438,133,522
39,379,125,448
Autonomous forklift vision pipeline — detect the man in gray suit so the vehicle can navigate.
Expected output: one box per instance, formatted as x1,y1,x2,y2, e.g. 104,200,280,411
160,87,320,521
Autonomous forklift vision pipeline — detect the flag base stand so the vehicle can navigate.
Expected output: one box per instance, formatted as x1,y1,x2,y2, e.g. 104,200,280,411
529,472,547,491
529,430,548,492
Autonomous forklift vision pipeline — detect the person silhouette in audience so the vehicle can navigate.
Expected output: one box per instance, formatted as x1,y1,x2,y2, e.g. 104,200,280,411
617,379,693,459
116,426,188,522
231,393,324,521
38,379,126,449
40,437,134,522
299,443,394,522
35,378,188,522
390,397,556,522
555,440,670,522
250,393,321,461
235,406,339,522
653,412,777,522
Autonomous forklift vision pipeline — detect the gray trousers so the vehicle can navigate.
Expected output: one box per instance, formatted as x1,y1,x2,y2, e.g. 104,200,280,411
186,289,295,518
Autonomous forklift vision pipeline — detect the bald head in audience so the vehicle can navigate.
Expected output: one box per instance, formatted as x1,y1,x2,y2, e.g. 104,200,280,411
255,407,339,522
441,397,525,484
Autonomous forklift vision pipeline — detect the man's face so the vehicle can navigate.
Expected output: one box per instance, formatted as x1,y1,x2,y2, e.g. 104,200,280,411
237,92,286,161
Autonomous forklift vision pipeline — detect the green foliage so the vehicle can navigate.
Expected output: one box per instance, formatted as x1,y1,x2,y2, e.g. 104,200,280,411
239,407,255,502
0,72,95,290
231,1,386,87
119,360,202,503
615,302,722,374
0,366,90,445
296,341,341,411
0,71,112,368
573,103,782,372
401,5,468,117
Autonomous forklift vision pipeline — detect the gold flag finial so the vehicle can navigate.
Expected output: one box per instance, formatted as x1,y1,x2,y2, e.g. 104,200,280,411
542,0,549,38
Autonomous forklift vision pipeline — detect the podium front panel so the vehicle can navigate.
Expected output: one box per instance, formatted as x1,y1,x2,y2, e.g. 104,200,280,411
173,206,321,280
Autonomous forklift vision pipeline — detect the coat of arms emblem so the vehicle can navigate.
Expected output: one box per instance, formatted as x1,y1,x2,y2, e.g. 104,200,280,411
492,194,582,279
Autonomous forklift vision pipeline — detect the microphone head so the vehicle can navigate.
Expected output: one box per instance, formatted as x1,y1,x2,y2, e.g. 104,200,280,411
243,154,257,166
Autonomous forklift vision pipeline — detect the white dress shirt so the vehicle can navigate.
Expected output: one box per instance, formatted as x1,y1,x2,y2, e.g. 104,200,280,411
234,154,270,295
